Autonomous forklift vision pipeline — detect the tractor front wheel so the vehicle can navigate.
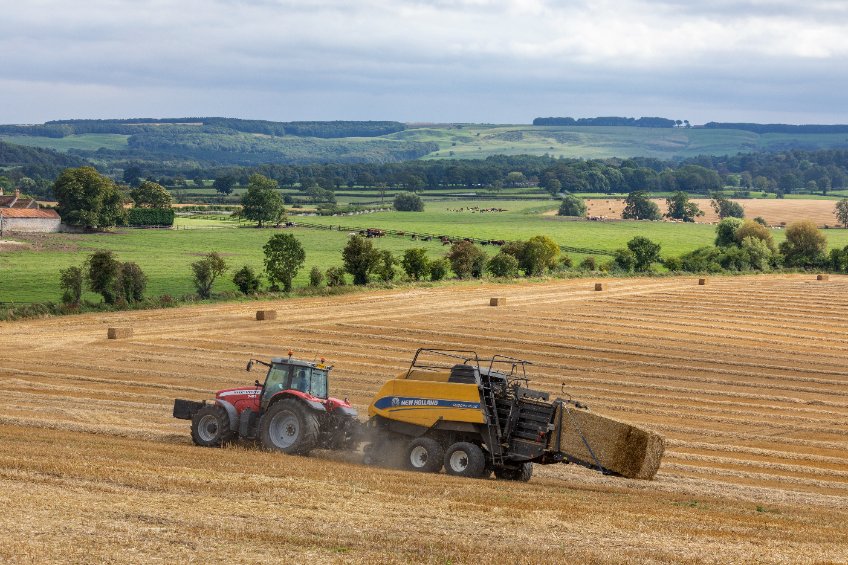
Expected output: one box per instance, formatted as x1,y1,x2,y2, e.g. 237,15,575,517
443,442,486,478
406,437,444,473
191,404,233,447
259,399,320,455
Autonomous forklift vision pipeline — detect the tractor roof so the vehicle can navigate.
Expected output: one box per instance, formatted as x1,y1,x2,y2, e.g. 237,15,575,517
270,356,330,370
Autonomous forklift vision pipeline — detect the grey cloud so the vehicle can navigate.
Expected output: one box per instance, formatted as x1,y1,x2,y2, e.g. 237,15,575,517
0,0,846,124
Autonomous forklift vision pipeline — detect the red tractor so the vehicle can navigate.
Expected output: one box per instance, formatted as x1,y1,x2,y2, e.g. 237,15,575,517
173,353,359,454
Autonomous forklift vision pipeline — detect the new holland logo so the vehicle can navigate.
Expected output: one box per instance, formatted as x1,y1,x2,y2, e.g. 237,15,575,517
391,397,400,407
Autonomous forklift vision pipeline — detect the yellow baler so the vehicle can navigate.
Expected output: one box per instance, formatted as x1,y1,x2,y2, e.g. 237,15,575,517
362,348,664,481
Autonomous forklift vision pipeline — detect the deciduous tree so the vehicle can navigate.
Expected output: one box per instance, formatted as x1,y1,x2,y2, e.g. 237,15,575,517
779,220,827,268
342,235,380,285
191,252,228,298
622,191,661,220
242,174,285,227
130,180,172,209
53,167,127,229
263,234,305,292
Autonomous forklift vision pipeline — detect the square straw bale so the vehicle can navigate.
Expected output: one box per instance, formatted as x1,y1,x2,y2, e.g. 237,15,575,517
550,406,665,480
107,327,133,339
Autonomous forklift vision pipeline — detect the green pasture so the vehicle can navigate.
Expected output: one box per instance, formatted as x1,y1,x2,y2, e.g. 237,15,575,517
0,226,447,304
301,199,848,257
3,198,847,304
0,134,129,152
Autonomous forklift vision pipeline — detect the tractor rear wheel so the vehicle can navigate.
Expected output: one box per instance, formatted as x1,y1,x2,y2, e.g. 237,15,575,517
406,437,444,473
260,399,320,455
443,442,486,478
494,462,533,482
191,404,233,447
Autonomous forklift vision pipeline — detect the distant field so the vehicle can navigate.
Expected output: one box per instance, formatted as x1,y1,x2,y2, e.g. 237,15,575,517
584,198,846,227
0,133,129,152
388,124,848,160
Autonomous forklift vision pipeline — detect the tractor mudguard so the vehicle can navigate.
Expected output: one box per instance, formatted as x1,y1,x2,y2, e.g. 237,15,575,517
215,399,239,431
333,405,358,418
270,390,327,413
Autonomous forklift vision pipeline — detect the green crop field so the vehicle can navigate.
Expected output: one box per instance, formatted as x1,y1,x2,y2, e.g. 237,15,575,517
0,134,130,152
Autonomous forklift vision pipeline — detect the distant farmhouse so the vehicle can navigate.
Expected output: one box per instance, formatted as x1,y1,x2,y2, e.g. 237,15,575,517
0,188,61,234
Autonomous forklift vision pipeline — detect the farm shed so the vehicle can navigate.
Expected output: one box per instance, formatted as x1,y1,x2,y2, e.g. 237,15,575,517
0,208,61,234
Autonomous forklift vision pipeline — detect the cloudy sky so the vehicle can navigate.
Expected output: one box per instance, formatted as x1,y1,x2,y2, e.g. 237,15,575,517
1,0,846,125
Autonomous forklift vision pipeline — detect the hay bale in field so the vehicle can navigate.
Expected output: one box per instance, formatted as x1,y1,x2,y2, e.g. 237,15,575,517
489,297,505,306
107,327,133,339
550,406,665,480
698,278,707,285
594,283,605,291
817,274,829,281
256,310,277,321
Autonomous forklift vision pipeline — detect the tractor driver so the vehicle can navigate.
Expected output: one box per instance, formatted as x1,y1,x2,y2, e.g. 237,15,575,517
291,367,309,393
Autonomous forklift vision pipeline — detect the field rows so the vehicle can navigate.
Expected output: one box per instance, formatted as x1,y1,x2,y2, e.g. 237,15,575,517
2,274,848,561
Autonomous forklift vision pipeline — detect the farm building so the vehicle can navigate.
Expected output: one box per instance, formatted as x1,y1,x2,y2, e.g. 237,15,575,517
0,189,61,234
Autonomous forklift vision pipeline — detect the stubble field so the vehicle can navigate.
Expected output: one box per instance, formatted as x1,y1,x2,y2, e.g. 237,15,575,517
1,275,847,563
585,198,843,227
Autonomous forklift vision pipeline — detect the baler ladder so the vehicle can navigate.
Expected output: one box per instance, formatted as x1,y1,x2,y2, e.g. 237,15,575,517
481,375,505,466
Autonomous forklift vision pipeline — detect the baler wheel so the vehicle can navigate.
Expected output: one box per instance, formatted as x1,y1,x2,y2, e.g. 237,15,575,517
444,442,486,478
494,462,533,482
405,437,444,473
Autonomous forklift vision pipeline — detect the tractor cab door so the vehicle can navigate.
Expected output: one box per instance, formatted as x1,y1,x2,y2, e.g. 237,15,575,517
261,363,292,410
289,366,328,399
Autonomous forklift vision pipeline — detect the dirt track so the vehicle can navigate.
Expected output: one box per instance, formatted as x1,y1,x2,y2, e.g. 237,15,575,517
2,275,847,563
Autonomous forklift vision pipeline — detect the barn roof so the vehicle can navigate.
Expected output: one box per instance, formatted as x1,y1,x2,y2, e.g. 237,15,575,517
0,196,37,208
0,208,60,219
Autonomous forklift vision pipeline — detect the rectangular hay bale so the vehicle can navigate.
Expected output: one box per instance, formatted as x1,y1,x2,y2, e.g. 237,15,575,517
489,297,505,306
594,283,605,291
698,278,707,285
817,274,829,281
256,310,277,321
550,406,665,480
107,327,133,339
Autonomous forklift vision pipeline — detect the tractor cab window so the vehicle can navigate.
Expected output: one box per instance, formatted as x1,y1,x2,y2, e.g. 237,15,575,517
289,366,328,399
262,364,290,404
308,369,328,399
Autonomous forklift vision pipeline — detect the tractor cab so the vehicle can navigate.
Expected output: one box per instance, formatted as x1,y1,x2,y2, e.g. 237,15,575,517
249,354,331,411
260,361,329,407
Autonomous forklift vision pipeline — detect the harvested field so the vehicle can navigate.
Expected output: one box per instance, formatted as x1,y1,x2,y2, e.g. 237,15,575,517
585,198,843,226
1,275,848,563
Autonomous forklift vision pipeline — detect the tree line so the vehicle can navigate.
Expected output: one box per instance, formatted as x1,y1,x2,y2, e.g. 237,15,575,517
0,119,406,139
6,145,848,202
